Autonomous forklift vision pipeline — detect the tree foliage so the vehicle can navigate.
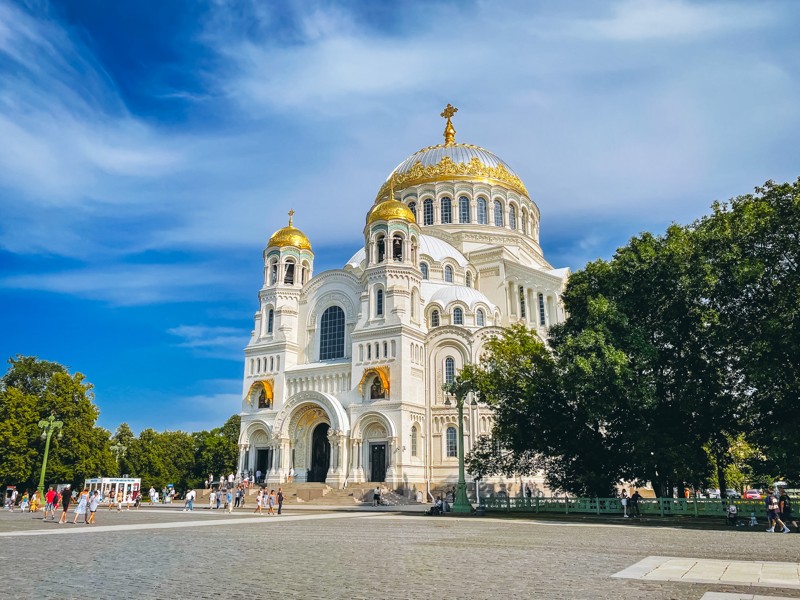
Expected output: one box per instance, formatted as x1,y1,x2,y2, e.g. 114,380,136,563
1,356,242,493
465,178,799,496
0,356,117,490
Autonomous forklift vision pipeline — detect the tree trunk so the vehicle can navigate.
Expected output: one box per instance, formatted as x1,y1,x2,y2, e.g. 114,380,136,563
717,456,728,498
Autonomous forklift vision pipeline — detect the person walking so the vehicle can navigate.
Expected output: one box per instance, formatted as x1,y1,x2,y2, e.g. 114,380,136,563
87,491,100,524
226,489,233,513
254,488,264,515
778,487,797,533
44,487,56,521
267,490,276,515
630,490,642,518
373,486,381,507
209,490,216,510
58,486,71,524
277,488,284,515
216,490,222,510
620,489,629,518
765,490,790,533
186,489,195,511
72,488,89,524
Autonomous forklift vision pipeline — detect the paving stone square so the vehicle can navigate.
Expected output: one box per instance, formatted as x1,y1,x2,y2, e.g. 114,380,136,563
1,508,799,599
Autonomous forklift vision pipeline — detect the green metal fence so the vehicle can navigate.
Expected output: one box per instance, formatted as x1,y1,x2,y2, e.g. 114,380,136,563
481,496,768,517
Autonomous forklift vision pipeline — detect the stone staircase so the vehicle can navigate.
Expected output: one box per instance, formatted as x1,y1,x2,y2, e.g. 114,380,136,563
241,482,421,507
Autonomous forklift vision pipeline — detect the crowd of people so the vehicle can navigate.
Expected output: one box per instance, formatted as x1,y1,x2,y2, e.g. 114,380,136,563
253,487,284,515
2,485,143,525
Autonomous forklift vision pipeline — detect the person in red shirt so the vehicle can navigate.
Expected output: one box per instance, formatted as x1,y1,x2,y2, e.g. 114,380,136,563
44,487,57,520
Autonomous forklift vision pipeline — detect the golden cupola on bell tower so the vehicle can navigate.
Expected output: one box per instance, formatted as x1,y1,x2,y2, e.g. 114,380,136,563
264,209,314,288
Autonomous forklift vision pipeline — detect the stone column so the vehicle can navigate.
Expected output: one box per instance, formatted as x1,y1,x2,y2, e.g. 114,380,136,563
385,436,399,486
237,443,249,479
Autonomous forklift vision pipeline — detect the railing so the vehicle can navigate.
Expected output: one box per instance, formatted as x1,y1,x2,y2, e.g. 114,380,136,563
481,496,768,517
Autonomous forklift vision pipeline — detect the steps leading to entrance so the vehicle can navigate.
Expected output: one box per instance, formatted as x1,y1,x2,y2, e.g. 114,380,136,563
197,482,422,507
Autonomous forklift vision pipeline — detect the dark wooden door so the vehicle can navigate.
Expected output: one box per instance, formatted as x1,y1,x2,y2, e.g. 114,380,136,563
370,443,386,483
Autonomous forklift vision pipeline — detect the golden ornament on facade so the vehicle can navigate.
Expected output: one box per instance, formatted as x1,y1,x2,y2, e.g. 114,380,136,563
375,150,530,201
357,367,390,395
268,209,312,251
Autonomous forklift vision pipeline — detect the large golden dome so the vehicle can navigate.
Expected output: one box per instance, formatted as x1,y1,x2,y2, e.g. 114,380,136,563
375,104,529,201
268,211,312,251
366,199,416,226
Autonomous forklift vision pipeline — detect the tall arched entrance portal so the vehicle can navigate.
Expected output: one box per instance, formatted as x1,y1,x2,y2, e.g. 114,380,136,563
308,423,330,482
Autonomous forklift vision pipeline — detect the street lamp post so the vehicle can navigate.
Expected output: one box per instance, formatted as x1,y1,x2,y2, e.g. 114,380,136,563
36,413,64,499
110,442,127,472
443,376,477,514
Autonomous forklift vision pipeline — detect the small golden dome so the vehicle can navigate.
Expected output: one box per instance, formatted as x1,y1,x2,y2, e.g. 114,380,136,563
367,199,416,226
268,210,312,251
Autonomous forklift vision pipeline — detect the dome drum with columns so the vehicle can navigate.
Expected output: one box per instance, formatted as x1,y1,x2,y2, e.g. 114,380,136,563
239,106,569,498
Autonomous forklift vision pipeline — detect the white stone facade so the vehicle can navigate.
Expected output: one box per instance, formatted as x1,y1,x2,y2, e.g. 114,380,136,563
238,138,568,499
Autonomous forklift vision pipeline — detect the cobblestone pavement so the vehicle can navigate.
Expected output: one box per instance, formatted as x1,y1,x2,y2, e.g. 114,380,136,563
1,509,798,600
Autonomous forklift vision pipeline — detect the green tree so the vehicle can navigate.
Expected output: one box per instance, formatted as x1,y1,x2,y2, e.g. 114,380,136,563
193,414,240,484
695,179,800,481
0,356,116,491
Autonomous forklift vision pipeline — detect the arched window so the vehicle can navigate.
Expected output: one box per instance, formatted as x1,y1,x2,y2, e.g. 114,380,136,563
522,208,528,235
319,306,345,360
494,200,504,227
370,376,385,399
538,293,546,326
431,310,440,328
423,199,434,225
444,266,453,283
411,426,418,457
269,260,278,285
453,307,463,325
476,309,485,326
284,259,295,284
376,289,384,316
509,205,517,230
411,289,419,319
441,197,452,224
376,236,386,263
383,341,388,357
519,286,526,319
446,426,457,457
408,202,416,220
267,309,274,334
459,196,470,223
466,271,472,287
367,344,371,359
420,262,429,279
445,356,455,384
269,356,274,371
477,198,487,224
392,234,403,261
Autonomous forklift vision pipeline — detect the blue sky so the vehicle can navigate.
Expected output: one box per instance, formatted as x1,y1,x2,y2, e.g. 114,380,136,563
1,0,798,434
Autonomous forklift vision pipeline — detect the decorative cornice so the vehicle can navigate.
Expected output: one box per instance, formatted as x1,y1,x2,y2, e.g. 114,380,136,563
375,155,529,201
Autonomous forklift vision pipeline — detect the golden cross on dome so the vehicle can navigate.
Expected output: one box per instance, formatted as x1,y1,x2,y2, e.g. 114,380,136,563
440,103,458,145
288,209,295,226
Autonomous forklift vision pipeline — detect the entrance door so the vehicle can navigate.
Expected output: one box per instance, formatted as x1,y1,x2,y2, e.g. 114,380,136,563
256,449,270,482
370,443,387,483
309,423,330,482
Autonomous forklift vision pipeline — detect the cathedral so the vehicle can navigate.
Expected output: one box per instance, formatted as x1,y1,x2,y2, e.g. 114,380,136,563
237,106,568,498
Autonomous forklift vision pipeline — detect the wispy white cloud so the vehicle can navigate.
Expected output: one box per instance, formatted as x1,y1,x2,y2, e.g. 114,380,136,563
0,263,245,305
167,324,246,360
0,0,797,293
570,0,769,41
